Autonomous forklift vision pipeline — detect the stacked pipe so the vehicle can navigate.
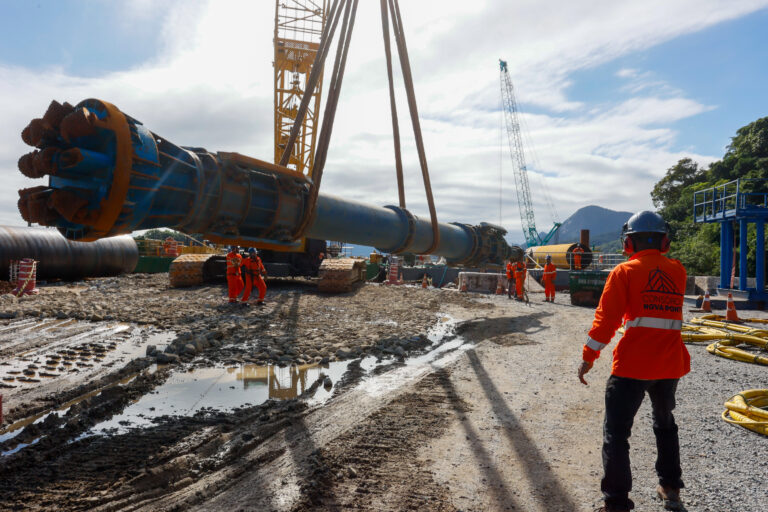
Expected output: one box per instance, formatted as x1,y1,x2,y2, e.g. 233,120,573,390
17,99,520,266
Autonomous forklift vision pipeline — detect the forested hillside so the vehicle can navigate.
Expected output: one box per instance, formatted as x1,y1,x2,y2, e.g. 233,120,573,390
652,117,768,275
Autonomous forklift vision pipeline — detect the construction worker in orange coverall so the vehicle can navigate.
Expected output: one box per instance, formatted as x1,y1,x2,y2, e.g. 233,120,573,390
505,257,515,299
572,244,585,270
242,248,267,306
578,211,688,512
514,259,526,300
226,245,243,303
542,254,556,302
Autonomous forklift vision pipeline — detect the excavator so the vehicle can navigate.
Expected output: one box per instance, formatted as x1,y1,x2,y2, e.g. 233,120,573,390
15,1,523,290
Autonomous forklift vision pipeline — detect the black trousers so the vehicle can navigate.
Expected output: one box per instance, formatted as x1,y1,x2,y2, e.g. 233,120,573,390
602,375,684,510
507,277,514,298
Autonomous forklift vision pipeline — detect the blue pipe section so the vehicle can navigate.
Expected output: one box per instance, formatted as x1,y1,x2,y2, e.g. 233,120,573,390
739,218,748,291
720,221,732,289
307,195,474,261
756,220,765,295
17,99,519,267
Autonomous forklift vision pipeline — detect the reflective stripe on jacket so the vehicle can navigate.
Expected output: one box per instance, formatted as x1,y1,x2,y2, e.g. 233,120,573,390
226,252,242,276
514,262,526,280
543,263,556,282
582,249,690,380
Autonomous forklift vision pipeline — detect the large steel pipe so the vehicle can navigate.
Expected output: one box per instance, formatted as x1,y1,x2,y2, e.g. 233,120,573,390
526,243,592,269
17,99,519,266
0,226,138,280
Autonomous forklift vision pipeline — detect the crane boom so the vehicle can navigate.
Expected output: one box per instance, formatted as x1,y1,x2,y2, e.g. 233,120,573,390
274,1,328,176
499,59,560,247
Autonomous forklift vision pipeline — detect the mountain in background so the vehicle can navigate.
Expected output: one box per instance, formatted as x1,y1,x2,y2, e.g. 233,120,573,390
547,205,632,248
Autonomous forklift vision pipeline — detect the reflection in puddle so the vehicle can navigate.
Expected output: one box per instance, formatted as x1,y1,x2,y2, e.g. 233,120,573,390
10,313,467,447
90,361,353,435
90,314,466,435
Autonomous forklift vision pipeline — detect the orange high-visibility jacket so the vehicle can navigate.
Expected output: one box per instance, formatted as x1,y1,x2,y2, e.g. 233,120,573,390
583,249,690,380
514,261,526,280
543,263,556,282
226,252,242,276
242,256,265,278
506,262,514,279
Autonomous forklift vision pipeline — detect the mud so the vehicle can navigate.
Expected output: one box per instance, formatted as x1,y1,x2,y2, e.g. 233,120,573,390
1,276,766,511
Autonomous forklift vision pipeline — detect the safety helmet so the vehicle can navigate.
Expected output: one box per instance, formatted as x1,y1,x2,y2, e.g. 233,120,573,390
621,211,670,253
622,211,668,235
248,248,258,255
545,254,552,262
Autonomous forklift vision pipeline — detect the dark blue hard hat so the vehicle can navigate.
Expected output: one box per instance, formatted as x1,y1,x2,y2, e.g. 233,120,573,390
622,211,669,236
248,248,257,255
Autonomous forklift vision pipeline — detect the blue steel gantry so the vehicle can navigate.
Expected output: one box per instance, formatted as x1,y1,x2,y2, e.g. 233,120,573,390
694,178,768,301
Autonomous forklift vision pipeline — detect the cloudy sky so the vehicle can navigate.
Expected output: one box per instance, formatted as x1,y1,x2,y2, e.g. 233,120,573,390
1,0,767,245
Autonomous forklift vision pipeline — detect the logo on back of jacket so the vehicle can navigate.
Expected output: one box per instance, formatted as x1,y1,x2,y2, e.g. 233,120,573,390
642,267,682,313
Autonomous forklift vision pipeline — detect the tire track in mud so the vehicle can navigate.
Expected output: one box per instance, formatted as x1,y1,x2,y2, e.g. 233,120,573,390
290,370,464,511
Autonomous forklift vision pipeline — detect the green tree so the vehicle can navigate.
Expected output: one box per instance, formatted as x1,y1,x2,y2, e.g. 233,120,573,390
133,228,204,244
650,116,768,277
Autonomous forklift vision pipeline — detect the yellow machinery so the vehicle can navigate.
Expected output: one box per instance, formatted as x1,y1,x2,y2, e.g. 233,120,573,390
527,243,591,269
273,0,328,176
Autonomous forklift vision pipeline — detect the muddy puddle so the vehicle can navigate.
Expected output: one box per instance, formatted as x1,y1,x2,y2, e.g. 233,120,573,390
82,314,469,436
2,314,469,455
89,361,351,435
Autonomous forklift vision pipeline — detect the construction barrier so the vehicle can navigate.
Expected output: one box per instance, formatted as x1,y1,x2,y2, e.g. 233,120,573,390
12,258,38,296
386,257,401,285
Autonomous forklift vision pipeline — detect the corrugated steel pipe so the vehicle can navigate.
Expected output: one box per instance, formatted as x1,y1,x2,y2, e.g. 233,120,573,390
0,226,137,280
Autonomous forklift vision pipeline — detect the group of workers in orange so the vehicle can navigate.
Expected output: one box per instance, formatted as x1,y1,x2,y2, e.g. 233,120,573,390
226,245,267,306
505,254,557,302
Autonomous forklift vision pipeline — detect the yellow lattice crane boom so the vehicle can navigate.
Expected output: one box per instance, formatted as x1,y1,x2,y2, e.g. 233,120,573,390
274,0,329,176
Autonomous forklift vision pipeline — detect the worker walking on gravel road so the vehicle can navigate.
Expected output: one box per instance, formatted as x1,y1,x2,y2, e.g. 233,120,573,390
242,248,267,306
226,245,243,303
577,211,689,512
513,259,526,301
506,257,515,299
542,254,556,302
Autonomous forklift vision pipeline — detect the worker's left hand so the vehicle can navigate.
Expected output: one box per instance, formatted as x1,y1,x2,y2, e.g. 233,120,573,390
578,360,593,386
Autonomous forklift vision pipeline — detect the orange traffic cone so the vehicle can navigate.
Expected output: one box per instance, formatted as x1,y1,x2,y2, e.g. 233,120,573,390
701,292,712,312
495,278,504,295
725,293,740,322
460,276,467,292
422,274,428,289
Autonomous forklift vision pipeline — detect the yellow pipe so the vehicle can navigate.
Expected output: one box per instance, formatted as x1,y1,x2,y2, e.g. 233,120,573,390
722,390,768,436
526,243,591,269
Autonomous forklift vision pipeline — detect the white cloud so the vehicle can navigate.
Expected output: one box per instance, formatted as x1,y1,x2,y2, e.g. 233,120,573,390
1,0,766,243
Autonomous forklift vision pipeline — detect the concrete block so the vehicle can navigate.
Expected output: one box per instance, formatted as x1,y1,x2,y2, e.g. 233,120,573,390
458,272,504,294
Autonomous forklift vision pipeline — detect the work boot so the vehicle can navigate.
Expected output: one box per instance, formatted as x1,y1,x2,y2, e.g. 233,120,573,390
656,485,683,510
594,506,630,512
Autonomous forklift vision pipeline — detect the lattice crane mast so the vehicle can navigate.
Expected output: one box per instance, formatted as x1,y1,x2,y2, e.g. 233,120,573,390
274,1,329,176
499,59,560,247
